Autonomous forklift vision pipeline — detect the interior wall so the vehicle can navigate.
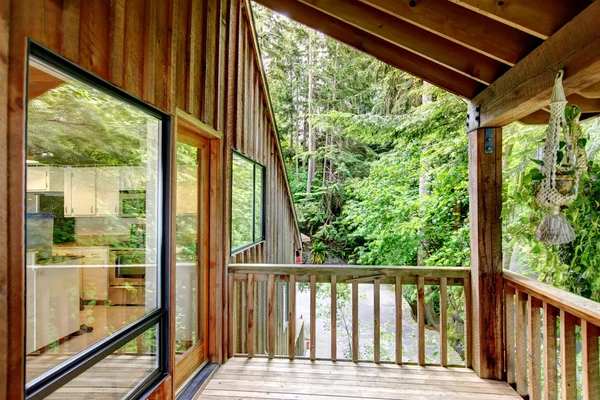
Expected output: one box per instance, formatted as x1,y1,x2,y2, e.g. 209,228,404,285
1,0,301,398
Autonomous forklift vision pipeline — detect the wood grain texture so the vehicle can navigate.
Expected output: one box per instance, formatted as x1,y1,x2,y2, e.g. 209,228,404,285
515,290,527,397
310,274,316,361
528,296,541,400
582,320,599,400
440,277,447,367
0,0,10,397
395,276,402,365
471,1,600,127
331,275,337,362
560,310,577,399
417,277,425,366
289,275,296,360
200,357,522,399
543,302,558,400
358,0,539,65
246,273,254,358
374,278,380,364
504,285,515,384
267,273,275,359
468,127,503,379
449,0,591,39
297,0,506,84
504,270,600,328
352,278,359,363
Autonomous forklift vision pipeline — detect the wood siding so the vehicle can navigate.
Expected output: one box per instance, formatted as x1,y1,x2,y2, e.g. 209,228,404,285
1,0,300,398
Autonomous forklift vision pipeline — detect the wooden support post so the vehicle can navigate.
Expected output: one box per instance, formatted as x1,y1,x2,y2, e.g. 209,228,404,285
417,276,425,366
289,275,296,360
310,274,316,361
268,274,275,359
395,276,402,365
352,278,359,363
374,278,381,364
561,310,577,399
468,126,503,379
440,277,448,367
528,296,542,400
582,320,599,400
544,302,558,400
331,275,337,362
247,273,254,358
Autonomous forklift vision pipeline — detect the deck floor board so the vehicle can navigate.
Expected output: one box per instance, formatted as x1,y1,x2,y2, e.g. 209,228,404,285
199,357,521,399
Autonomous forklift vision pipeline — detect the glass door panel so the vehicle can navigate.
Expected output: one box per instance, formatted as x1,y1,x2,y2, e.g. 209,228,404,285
174,129,209,390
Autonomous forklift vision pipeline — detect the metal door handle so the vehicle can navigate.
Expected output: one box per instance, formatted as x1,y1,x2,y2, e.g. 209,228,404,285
115,205,118,213
91,206,94,213
65,206,68,214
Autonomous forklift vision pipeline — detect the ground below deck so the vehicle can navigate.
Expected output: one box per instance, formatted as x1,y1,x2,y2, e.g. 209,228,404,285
198,357,521,399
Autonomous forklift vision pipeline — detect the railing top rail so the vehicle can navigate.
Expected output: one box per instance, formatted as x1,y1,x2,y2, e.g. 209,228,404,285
228,263,470,278
504,270,600,326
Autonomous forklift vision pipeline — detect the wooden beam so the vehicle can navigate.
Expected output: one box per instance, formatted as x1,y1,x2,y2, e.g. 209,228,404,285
297,0,506,84
470,0,600,127
449,0,592,40
252,0,484,99
468,127,503,379
519,109,550,125
358,0,539,66
578,82,600,98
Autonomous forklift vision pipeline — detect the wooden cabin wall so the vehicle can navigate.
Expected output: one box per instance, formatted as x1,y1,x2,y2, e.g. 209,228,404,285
1,0,300,398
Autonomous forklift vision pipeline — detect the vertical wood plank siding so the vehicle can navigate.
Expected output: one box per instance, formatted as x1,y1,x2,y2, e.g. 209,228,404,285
1,0,301,398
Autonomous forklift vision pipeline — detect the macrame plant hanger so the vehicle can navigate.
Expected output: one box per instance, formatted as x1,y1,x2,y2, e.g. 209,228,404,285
535,70,587,245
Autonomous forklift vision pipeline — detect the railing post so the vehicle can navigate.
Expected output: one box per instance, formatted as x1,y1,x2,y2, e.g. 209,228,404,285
310,274,316,361
440,277,447,367
352,276,359,363
288,274,296,360
417,276,425,366
543,302,558,400
468,126,503,379
561,310,577,399
395,276,402,365
374,278,380,364
582,320,599,400
247,273,255,358
331,275,337,362
268,274,275,359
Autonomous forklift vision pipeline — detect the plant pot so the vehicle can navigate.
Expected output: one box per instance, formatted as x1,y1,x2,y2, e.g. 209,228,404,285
555,173,574,195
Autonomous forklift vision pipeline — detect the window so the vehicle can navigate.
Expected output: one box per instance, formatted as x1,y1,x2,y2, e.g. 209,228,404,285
25,42,170,399
231,151,265,252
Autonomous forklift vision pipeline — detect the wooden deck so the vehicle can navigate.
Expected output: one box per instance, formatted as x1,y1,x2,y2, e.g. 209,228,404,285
198,357,521,399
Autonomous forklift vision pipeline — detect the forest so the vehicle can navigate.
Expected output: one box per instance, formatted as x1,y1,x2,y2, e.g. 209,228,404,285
252,3,600,303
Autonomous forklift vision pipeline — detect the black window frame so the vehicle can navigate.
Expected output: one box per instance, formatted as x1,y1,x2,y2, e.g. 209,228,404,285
230,150,266,254
24,40,171,400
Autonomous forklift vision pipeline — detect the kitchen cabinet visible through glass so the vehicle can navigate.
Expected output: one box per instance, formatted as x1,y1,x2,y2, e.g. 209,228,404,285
25,59,161,385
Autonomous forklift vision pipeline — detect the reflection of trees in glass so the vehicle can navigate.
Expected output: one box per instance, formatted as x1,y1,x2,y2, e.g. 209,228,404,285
231,153,260,250
27,78,154,166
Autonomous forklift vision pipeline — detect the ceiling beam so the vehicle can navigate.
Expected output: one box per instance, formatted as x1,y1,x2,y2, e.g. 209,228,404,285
449,0,592,40
469,0,600,129
252,0,485,98
578,82,600,99
358,0,540,66
296,0,506,84
519,109,549,125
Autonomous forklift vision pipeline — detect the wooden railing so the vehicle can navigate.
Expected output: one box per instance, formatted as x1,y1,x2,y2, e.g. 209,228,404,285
504,270,600,400
228,264,472,367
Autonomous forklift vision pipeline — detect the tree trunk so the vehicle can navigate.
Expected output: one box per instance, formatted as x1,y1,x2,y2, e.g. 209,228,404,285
306,31,316,194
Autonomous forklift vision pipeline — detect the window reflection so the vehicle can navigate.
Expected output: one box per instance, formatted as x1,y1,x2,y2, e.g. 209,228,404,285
231,152,265,251
25,59,161,385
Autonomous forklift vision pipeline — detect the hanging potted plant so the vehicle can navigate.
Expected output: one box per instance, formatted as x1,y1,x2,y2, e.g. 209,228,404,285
534,71,588,245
